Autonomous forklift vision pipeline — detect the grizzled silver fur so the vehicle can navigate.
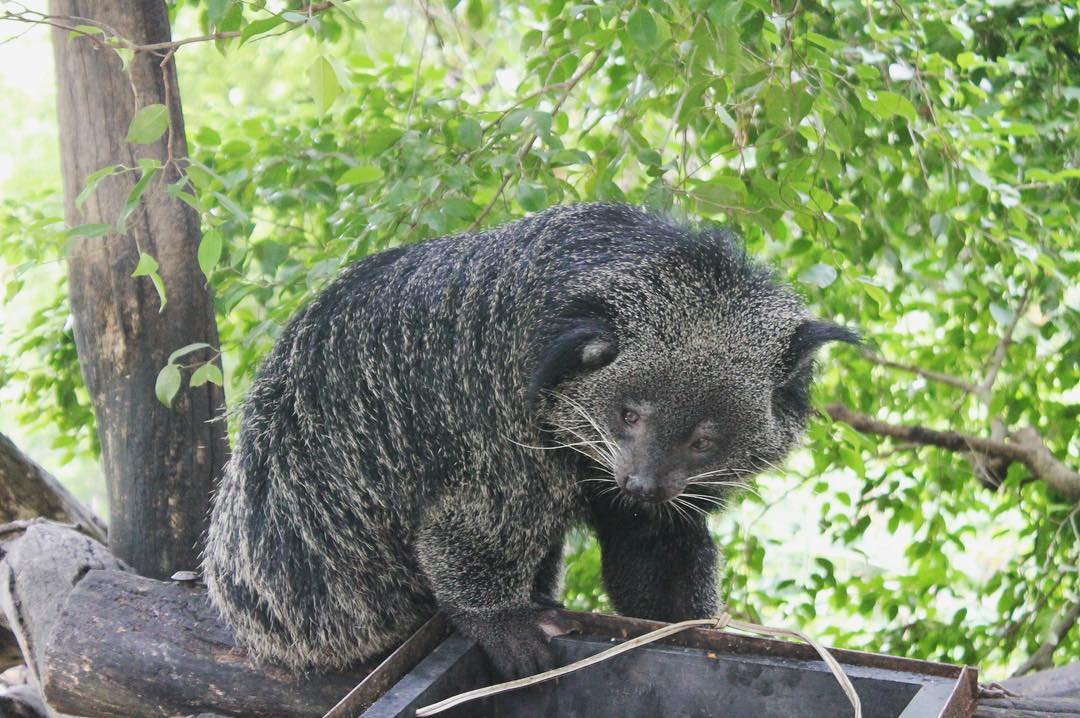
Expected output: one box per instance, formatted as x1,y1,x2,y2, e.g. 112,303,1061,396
203,203,854,676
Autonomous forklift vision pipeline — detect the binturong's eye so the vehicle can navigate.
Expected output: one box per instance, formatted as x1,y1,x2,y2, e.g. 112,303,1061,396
622,409,640,426
690,437,714,453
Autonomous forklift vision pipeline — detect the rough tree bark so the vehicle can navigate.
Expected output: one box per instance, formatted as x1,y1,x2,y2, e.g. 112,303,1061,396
0,432,106,544
49,0,227,579
0,432,107,674
0,521,371,718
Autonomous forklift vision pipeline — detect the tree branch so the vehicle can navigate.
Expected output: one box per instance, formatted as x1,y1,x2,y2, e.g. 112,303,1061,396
1011,599,1080,678
825,404,1080,502
859,350,979,394
1,1,342,55
0,432,106,543
978,285,1032,402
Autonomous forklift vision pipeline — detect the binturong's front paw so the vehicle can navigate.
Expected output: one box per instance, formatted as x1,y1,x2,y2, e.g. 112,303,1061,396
446,605,577,679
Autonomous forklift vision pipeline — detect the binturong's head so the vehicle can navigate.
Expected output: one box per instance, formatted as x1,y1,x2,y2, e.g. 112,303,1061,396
528,219,858,512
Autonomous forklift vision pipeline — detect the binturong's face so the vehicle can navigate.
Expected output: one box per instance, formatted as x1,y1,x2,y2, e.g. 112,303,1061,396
534,306,858,513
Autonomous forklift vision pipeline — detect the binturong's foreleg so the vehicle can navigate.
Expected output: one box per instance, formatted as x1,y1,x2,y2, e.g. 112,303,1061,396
590,495,720,622
415,488,574,679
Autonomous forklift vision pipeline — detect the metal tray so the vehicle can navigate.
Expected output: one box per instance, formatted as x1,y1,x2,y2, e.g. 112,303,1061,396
324,611,977,718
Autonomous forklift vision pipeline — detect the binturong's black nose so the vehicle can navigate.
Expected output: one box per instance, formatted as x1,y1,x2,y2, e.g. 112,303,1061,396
623,474,664,503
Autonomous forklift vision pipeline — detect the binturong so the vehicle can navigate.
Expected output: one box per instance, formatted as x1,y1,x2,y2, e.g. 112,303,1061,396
203,202,858,678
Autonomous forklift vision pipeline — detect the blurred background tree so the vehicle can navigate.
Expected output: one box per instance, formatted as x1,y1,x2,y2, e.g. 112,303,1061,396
0,0,1076,679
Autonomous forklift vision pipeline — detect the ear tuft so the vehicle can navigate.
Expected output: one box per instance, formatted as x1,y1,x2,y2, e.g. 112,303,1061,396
581,338,617,368
782,320,860,376
794,320,861,350
527,319,617,406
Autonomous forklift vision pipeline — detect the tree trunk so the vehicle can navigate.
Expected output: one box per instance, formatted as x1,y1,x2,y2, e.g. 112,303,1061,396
49,0,227,579
0,521,372,718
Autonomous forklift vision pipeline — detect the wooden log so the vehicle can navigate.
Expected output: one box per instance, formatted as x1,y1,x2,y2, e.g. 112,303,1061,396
0,521,127,694
0,521,372,718
1003,662,1080,699
975,696,1080,717
0,432,106,544
49,0,228,579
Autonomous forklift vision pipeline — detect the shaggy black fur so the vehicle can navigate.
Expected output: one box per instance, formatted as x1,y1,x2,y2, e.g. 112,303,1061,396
203,203,855,678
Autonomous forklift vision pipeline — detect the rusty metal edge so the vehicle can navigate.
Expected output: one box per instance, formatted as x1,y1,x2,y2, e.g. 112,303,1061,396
937,665,980,718
562,610,969,679
321,612,450,718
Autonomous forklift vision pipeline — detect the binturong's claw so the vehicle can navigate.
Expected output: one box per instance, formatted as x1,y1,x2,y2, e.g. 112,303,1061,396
536,608,579,640
446,605,576,679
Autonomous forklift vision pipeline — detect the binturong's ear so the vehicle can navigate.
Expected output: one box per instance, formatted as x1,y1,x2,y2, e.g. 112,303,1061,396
781,320,861,378
527,318,618,406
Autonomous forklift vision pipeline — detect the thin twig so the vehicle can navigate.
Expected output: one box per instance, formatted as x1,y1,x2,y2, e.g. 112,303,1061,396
978,284,1032,401
1011,598,1080,677
468,50,602,231
859,350,978,394
0,2,341,55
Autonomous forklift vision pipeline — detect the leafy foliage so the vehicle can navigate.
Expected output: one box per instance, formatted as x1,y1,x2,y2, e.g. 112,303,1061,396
1,0,1077,677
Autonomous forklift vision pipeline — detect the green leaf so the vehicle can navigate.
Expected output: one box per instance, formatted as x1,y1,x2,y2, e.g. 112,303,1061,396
956,51,981,69
989,302,1015,327
466,0,485,29
308,56,341,114
155,363,182,407
240,15,286,44
860,90,917,123
131,252,159,277
76,164,122,209
799,263,838,288
189,362,224,387
68,24,105,38
626,8,659,49
691,175,748,208
338,165,385,185
116,166,160,234
212,192,249,221
149,272,167,312
195,127,222,146
806,32,844,51
207,0,229,26
198,230,223,278
363,127,404,155
549,149,591,167
456,118,482,150
66,223,111,238
168,342,212,365
126,104,170,144
114,47,134,70
516,181,547,212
